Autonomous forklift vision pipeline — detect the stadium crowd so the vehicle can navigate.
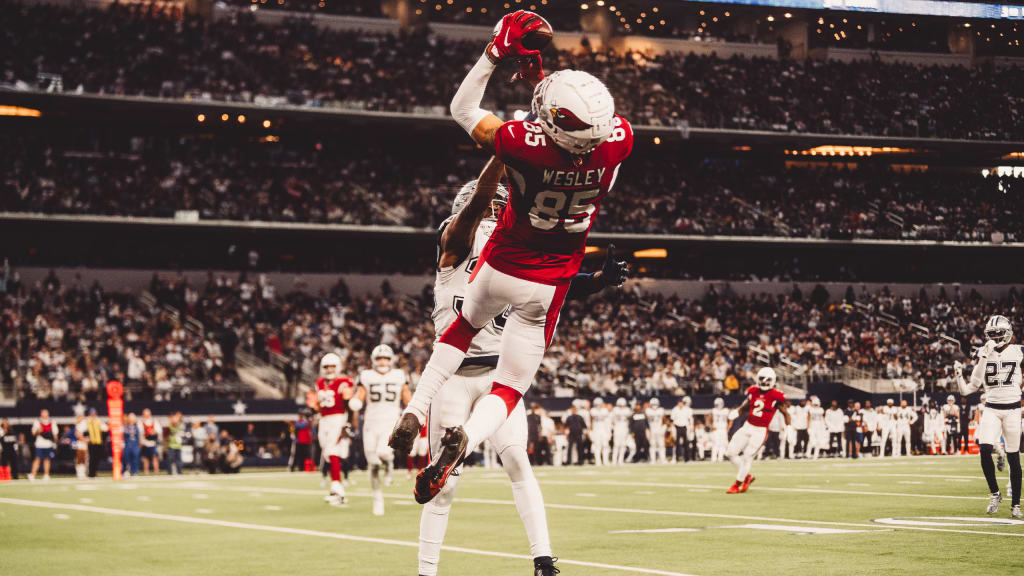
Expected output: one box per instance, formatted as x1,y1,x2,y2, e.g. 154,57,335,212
3,133,1020,243
7,260,1021,405
0,265,241,403
3,3,1024,140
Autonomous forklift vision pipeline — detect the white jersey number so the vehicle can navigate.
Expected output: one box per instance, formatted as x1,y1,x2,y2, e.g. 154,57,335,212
317,389,336,408
529,188,599,232
751,398,765,418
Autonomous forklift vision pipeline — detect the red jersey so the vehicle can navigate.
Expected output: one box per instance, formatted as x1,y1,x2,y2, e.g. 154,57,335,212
484,115,634,285
316,377,354,417
745,385,786,428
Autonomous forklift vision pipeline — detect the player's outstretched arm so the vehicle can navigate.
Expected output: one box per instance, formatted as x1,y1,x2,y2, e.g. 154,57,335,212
729,398,749,421
440,156,504,267
451,11,545,149
566,244,630,301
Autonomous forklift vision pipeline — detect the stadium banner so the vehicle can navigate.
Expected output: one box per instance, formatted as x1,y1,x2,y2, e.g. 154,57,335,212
684,0,1024,19
106,380,125,481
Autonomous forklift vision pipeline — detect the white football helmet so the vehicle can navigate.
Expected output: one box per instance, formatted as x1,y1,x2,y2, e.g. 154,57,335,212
714,397,724,409
985,315,1013,347
682,396,692,406
451,178,509,217
593,397,604,408
946,395,955,405
616,397,627,408
810,396,821,407
531,70,616,155
371,344,394,372
756,367,777,391
319,353,341,379
650,397,660,409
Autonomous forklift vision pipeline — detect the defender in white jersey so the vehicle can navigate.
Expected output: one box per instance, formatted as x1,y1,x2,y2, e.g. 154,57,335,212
353,344,411,516
895,400,917,457
806,396,827,459
646,398,668,464
590,398,612,466
710,397,730,462
417,162,629,576
954,315,1024,518
611,398,631,465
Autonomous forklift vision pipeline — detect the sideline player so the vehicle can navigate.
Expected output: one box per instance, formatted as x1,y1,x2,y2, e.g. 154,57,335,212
590,398,612,466
709,397,730,462
352,344,410,516
315,353,356,506
646,398,667,464
806,396,826,459
390,10,634,504
953,315,1023,518
726,367,791,493
671,397,695,463
417,165,628,576
611,398,631,465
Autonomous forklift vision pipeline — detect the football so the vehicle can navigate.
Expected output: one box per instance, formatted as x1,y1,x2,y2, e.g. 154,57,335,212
521,14,554,52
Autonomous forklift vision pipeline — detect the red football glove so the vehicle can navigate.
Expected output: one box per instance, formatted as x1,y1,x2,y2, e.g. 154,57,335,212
486,10,546,63
509,54,545,87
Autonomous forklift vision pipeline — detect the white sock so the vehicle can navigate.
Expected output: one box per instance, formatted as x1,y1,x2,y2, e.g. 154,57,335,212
330,480,345,497
418,501,450,576
463,394,511,453
729,454,748,482
406,343,467,421
511,479,552,558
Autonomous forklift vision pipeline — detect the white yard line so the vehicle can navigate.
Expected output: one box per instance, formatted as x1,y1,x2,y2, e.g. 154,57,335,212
516,479,986,501
0,497,699,576
137,483,1024,539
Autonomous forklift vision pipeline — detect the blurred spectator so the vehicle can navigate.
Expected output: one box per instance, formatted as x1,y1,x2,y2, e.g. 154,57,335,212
140,408,161,474
0,418,19,479
123,412,142,477
166,411,184,475
29,408,56,481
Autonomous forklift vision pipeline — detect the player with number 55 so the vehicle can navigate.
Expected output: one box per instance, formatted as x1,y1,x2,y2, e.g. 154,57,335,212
389,9,633,507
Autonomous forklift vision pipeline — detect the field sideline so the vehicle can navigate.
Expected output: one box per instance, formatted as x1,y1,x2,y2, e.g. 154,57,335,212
3,456,1024,575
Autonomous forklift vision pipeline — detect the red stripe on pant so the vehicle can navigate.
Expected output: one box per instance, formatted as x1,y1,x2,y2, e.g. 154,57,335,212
542,283,571,348
490,383,523,416
439,314,480,352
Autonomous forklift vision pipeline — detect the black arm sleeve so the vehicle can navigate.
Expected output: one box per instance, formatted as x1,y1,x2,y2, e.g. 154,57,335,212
566,273,603,302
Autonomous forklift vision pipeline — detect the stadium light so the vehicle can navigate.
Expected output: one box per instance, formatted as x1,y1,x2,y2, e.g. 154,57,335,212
634,248,668,258
0,105,41,117
197,114,206,123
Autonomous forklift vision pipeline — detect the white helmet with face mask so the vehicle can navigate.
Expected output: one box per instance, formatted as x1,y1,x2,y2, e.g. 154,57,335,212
370,344,394,373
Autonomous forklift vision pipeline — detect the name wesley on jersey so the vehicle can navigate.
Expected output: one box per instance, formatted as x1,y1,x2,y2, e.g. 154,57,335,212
542,167,607,187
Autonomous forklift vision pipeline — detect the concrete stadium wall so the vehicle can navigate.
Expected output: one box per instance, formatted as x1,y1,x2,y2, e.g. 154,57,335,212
15,267,1018,302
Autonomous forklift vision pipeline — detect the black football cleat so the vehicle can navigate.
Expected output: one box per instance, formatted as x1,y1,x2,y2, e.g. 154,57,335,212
388,412,421,455
414,426,468,504
534,556,560,576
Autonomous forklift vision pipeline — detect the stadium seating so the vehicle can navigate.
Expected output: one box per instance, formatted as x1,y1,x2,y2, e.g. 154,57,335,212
2,3,1023,139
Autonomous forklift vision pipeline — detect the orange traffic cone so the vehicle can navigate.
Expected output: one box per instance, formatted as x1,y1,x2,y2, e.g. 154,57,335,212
0,466,10,482
304,459,314,472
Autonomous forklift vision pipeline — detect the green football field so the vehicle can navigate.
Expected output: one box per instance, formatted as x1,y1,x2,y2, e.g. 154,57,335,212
2,456,1024,575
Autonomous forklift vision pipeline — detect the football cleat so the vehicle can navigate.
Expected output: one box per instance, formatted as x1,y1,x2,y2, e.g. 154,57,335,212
388,412,422,455
534,556,560,576
1012,505,1023,520
740,474,756,493
414,426,468,504
998,452,1006,472
326,494,348,507
987,492,1003,515
726,481,742,494
372,497,385,517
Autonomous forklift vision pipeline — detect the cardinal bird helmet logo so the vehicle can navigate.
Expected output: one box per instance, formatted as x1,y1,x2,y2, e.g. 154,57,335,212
549,107,592,131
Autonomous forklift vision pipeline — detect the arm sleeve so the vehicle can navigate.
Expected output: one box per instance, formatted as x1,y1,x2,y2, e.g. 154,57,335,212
566,272,602,301
963,363,986,395
450,53,496,136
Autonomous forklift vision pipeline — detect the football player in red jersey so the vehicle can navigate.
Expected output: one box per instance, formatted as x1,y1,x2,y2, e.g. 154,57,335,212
389,10,633,505
726,367,791,494
314,352,357,506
